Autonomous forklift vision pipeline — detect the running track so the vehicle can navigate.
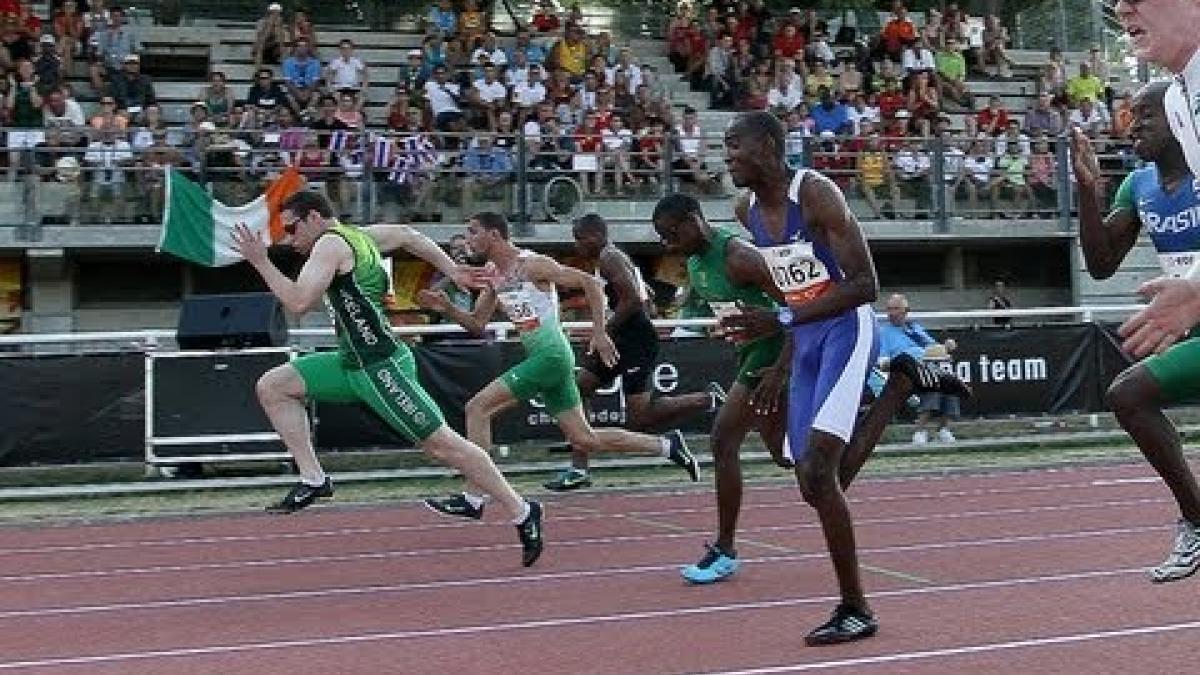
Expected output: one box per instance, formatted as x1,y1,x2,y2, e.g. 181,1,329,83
0,461,1195,674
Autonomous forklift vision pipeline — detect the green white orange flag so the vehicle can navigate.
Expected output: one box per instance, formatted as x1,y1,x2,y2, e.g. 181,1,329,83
157,166,305,267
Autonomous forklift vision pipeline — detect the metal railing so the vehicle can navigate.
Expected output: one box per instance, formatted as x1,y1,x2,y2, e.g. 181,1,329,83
0,127,1134,237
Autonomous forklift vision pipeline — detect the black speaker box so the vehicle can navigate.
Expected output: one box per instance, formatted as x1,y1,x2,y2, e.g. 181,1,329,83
176,292,289,350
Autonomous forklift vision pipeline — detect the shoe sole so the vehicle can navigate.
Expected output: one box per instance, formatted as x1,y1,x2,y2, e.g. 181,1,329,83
544,480,593,491
1150,561,1200,583
681,564,739,584
422,501,483,521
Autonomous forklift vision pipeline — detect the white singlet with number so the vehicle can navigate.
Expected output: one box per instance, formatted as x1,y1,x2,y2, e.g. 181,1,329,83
760,242,832,304
497,285,543,332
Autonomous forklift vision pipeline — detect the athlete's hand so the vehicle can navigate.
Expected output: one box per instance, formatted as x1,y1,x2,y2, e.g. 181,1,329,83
588,332,620,369
416,288,451,312
719,301,781,343
1119,277,1200,357
748,363,787,418
1069,126,1101,188
232,222,269,267
449,264,489,291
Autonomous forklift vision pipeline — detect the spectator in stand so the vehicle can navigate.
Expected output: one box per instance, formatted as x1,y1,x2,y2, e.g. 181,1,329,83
33,35,61,97
1066,62,1105,107
990,141,1032,216
593,31,619,66
3,0,41,65
994,119,1031,158
1112,92,1134,138
857,131,898,218
936,117,967,214
1025,91,1064,137
839,55,863,98
1070,97,1110,137
740,79,767,111
253,3,287,70
384,87,414,130
767,61,805,113
420,35,446,80
531,0,560,34
1028,138,1057,215
877,74,907,121
202,72,232,126
634,116,666,186
987,280,1014,327
461,134,512,213
246,68,290,114
282,37,321,113
906,71,940,127
609,48,642,91
513,64,546,123
810,86,852,135
922,7,943,47
333,91,363,129
89,6,138,95
976,95,1009,135
471,32,508,70
980,14,1013,78
773,22,804,60
900,36,936,81
43,86,83,127
673,106,713,191
572,110,602,194
511,28,547,66
110,53,154,120
289,9,317,48
53,0,84,76
941,3,969,46
1086,45,1113,113
893,136,932,217
600,112,635,194
879,1,916,63
83,124,132,222
326,39,368,97
935,37,972,110
879,293,962,444
426,0,456,39
803,60,834,104
425,64,463,131
807,31,836,67
706,33,733,109
88,93,126,129
472,64,507,129
550,23,589,81
960,139,995,213
5,59,43,174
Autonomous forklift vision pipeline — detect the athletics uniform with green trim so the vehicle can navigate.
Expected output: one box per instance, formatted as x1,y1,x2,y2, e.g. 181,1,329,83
291,222,445,441
1112,166,1200,401
686,224,785,385
495,251,583,415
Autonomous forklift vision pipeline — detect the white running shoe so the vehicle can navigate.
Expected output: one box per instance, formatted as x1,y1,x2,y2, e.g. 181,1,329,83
912,430,929,445
1150,519,1200,583
937,428,957,443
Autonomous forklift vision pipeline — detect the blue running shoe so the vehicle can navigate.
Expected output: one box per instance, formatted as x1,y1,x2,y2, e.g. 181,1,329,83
681,543,739,584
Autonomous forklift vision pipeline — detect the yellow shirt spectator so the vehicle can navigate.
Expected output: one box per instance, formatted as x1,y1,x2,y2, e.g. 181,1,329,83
859,151,886,188
1066,74,1105,105
554,38,589,77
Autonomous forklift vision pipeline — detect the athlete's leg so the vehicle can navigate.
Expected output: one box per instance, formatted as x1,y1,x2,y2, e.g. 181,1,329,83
839,372,912,488
420,424,526,522
710,382,755,552
464,377,521,453
257,363,326,485
1108,364,1200,523
569,367,605,471
556,404,664,454
624,390,713,431
796,431,866,610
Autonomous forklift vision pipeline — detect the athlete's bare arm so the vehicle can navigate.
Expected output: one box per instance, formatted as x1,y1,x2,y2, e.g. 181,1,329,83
524,254,619,367
418,284,498,337
725,237,793,413
366,224,485,290
732,190,752,229
1072,128,1141,279
233,224,349,314
793,172,879,323
598,247,644,334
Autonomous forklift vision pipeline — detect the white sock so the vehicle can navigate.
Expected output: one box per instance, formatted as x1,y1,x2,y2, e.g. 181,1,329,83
302,471,327,487
463,492,485,509
660,436,672,458
511,501,531,525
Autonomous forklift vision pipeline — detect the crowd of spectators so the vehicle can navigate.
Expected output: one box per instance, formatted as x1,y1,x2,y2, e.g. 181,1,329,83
0,0,1137,224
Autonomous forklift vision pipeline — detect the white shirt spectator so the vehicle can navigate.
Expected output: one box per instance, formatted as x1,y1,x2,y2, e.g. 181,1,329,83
581,88,597,111
807,38,836,66
942,145,966,183
327,55,367,89
902,47,937,74
1070,104,1110,136
84,139,133,185
893,149,932,178
602,127,633,151
470,47,508,66
513,80,547,107
45,100,86,127
523,119,542,141
768,77,806,111
605,64,643,91
425,80,462,115
677,123,703,157
473,78,509,104
963,154,995,183
994,132,1032,158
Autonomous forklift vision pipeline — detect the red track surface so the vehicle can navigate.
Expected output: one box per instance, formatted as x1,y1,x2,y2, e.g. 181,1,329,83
0,462,1196,674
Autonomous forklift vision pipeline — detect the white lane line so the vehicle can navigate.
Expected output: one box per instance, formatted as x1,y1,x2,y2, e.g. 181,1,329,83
0,566,1147,671
695,620,1200,674
0,525,1165,617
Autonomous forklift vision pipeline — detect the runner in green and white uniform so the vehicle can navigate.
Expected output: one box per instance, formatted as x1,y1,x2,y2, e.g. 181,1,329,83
1074,80,1200,583
233,191,544,567
419,212,699,518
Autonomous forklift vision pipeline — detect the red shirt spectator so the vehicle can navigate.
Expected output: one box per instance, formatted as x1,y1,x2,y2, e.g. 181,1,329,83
976,99,1010,135
881,9,916,56
772,25,804,59
532,6,560,33
878,89,907,120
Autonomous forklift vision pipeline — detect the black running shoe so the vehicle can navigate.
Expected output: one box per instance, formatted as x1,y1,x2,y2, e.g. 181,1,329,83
665,430,699,481
266,478,333,514
424,493,485,520
516,501,544,567
804,603,879,646
890,353,973,400
544,468,593,491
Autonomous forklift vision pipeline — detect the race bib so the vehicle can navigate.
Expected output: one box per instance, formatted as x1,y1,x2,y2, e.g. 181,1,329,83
498,289,541,331
1159,252,1199,279
761,243,831,304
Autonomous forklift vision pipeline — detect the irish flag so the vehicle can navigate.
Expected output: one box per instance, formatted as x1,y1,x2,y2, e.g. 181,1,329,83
157,166,305,267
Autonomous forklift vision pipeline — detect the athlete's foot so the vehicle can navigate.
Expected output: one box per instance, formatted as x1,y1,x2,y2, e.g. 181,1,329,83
804,603,878,646
665,430,699,481
890,353,973,399
516,501,545,567
707,381,728,411
1150,519,1200,583
265,478,333,514
544,467,593,491
424,493,485,520
681,542,739,584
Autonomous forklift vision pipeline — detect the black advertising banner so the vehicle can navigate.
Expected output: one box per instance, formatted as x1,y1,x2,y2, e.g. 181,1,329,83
931,325,1102,416
0,353,143,465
